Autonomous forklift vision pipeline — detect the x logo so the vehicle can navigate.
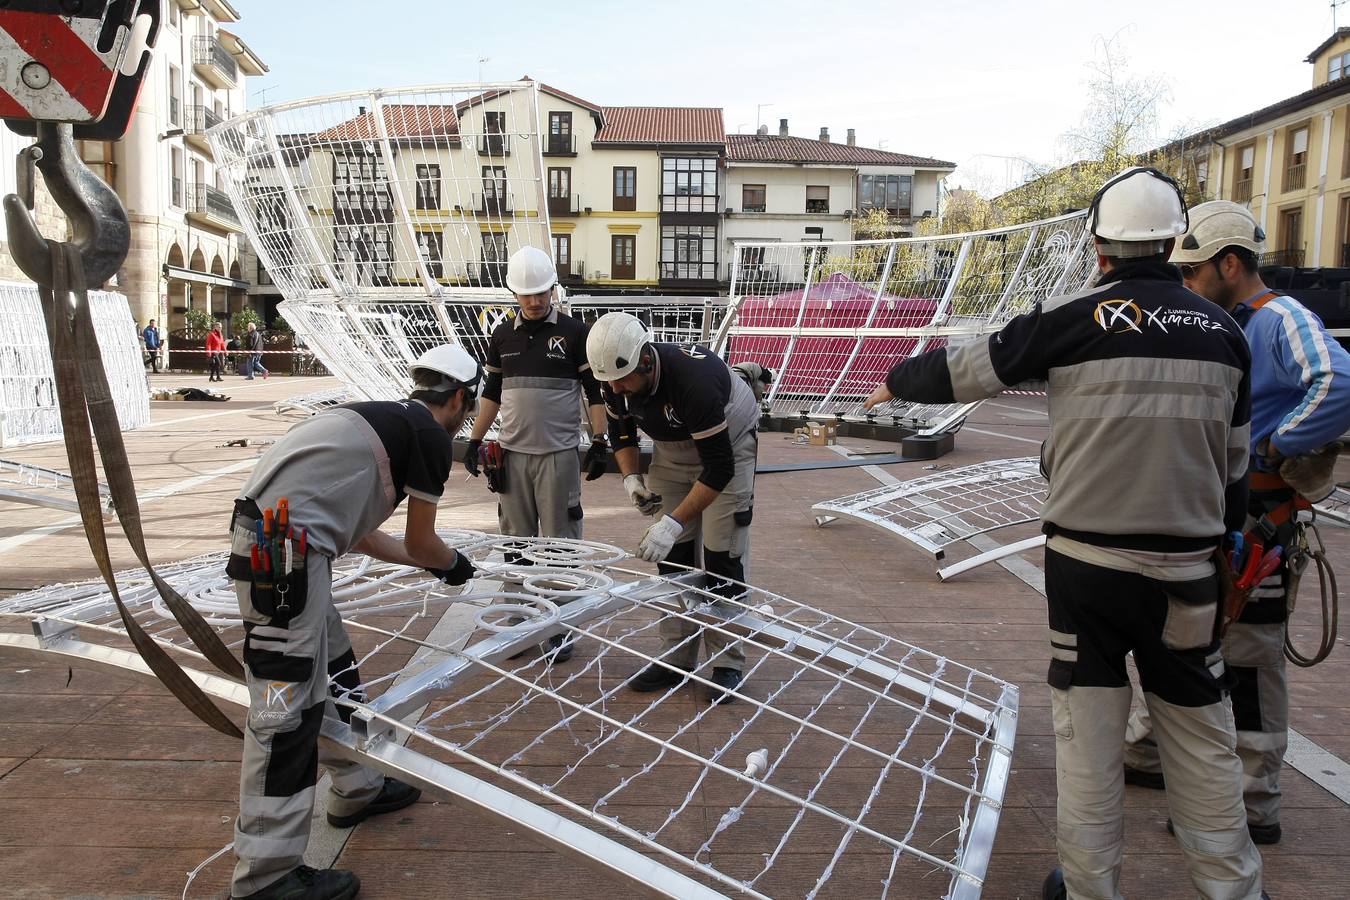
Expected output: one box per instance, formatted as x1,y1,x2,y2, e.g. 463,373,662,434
1094,299,1143,334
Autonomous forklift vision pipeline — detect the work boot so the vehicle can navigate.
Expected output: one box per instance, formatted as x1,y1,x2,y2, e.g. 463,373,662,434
1041,867,1066,900
545,633,574,664
708,667,743,705
327,776,420,828
629,662,690,692
234,865,359,900
1123,764,1165,790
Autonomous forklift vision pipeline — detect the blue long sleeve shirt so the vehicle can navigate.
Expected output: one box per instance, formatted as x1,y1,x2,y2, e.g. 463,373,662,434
1235,290,1350,469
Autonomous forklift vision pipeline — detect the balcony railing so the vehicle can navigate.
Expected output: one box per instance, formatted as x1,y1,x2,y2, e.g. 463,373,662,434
186,104,222,135
1234,178,1253,204
477,134,511,156
192,35,237,88
187,182,240,228
1285,162,1306,192
547,193,580,217
473,191,514,215
1260,248,1304,268
468,260,508,287
543,133,576,156
659,260,717,281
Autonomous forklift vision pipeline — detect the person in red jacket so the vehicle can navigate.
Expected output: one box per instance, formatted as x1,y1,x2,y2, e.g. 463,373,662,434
205,323,227,382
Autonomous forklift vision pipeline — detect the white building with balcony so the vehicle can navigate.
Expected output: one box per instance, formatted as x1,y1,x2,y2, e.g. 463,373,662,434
83,0,267,331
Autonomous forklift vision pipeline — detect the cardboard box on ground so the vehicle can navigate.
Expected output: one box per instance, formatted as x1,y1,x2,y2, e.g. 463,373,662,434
793,422,837,446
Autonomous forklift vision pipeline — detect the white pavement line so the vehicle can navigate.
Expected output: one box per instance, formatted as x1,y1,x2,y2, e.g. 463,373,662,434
834,442,1350,805
961,425,1045,445
983,401,1050,420
0,458,258,554
147,407,260,428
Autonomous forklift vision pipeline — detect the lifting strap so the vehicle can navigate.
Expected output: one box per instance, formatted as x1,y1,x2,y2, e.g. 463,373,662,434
42,241,243,738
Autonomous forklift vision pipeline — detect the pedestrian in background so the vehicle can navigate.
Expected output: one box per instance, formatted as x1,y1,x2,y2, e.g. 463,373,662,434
206,322,227,383
142,319,162,373
245,321,268,380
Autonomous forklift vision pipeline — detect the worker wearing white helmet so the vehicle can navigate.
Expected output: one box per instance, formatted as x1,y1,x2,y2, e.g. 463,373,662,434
588,312,760,704
464,245,608,663
866,168,1263,899
226,343,482,899
1124,200,1350,849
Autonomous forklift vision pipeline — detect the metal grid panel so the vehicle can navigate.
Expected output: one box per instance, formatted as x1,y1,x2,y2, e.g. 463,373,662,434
0,533,1017,899
0,281,149,447
812,458,1047,562
714,214,1096,429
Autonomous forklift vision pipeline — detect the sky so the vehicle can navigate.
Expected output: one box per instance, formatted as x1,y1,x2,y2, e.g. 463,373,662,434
231,0,1339,195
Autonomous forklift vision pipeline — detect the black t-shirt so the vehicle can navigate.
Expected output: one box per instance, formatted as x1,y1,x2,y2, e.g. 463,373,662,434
341,400,455,505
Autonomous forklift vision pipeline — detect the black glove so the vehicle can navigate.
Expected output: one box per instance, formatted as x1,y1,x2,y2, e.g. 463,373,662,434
581,436,609,481
463,438,482,478
427,550,476,586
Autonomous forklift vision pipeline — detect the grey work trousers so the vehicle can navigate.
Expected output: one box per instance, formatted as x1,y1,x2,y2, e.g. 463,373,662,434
644,431,757,672
1045,547,1262,900
231,550,383,897
496,447,583,540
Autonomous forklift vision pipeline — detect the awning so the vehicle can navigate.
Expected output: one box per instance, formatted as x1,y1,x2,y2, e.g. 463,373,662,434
164,264,249,291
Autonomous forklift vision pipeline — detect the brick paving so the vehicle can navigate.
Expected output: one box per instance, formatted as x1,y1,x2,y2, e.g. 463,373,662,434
0,374,1345,898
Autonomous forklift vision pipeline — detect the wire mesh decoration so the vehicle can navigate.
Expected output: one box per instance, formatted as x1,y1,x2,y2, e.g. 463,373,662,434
812,458,1049,580
0,281,150,447
713,213,1097,430
1,532,1018,898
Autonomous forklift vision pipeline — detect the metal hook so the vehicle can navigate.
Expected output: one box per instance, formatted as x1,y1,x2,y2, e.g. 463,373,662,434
2,121,130,289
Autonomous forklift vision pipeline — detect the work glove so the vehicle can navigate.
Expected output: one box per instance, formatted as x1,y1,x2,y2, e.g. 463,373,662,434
582,436,609,481
624,473,662,516
637,515,684,563
463,438,482,478
1279,441,1343,503
427,550,476,586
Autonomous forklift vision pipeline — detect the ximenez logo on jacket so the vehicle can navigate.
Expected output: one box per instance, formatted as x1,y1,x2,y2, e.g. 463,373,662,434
1094,299,1229,335
547,335,567,357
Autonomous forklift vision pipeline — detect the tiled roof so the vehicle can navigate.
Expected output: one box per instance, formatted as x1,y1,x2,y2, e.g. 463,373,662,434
1307,28,1350,62
595,107,724,145
538,82,601,115
314,104,459,141
725,133,954,168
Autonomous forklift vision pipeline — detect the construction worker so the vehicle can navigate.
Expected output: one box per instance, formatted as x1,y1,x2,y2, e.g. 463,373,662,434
865,168,1264,900
1124,200,1350,847
227,344,482,900
587,312,758,703
463,246,608,663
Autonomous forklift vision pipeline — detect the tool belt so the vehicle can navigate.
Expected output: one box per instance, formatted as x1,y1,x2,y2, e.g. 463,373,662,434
481,440,507,494
226,497,310,623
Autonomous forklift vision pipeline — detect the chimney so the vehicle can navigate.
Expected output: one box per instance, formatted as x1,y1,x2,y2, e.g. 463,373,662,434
779,118,789,137
757,124,768,136
819,127,830,143
358,105,366,115
847,128,856,146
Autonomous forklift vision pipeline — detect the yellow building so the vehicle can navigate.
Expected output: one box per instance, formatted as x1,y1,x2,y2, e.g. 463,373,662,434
1179,28,1350,267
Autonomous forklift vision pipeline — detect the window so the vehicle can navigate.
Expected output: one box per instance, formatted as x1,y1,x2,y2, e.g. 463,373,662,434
660,224,716,280
482,231,508,262
1285,126,1309,191
1194,159,1209,197
415,164,441,210
548,167,572,216
417,230,444,279
806,185,829,213
859,174,912,218
552,233,571,269
661,157,719,212
170,148,183,207
168,65,181,126
168,1,180,28
484,111,505,133
480,111,508,155
547,111,573,154
1276,206,1304,267
613,166,636,211
737,245,767,280
741,184,766,213
612,235,636,280
1331,51,1350,82
1339,194,1350,265
333,225,393,286
481,165,508,212
1235,144,1255,203
332,149,391,223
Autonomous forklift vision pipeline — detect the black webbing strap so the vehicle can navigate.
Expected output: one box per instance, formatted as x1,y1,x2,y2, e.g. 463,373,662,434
42,242,242,738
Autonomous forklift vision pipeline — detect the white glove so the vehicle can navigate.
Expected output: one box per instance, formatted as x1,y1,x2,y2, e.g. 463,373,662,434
624,473,663,516
638,515,684,562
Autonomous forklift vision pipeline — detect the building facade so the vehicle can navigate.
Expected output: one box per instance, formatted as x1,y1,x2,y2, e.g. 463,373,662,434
723,121,954,279
81,0,267,332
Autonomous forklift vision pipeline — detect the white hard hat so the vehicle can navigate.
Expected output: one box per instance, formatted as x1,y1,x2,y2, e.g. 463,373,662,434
586,312,652,381
1170,200,1266,265
505,245,557,296
408,344,483,412
1088,166,1189,257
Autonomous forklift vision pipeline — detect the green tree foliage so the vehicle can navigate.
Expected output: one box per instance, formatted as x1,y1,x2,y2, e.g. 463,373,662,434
231,307,265,335
182,308,214,335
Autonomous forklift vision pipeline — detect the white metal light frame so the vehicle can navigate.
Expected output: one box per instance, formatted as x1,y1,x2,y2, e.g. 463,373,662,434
812,458,1048,580
0,532,1018,899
